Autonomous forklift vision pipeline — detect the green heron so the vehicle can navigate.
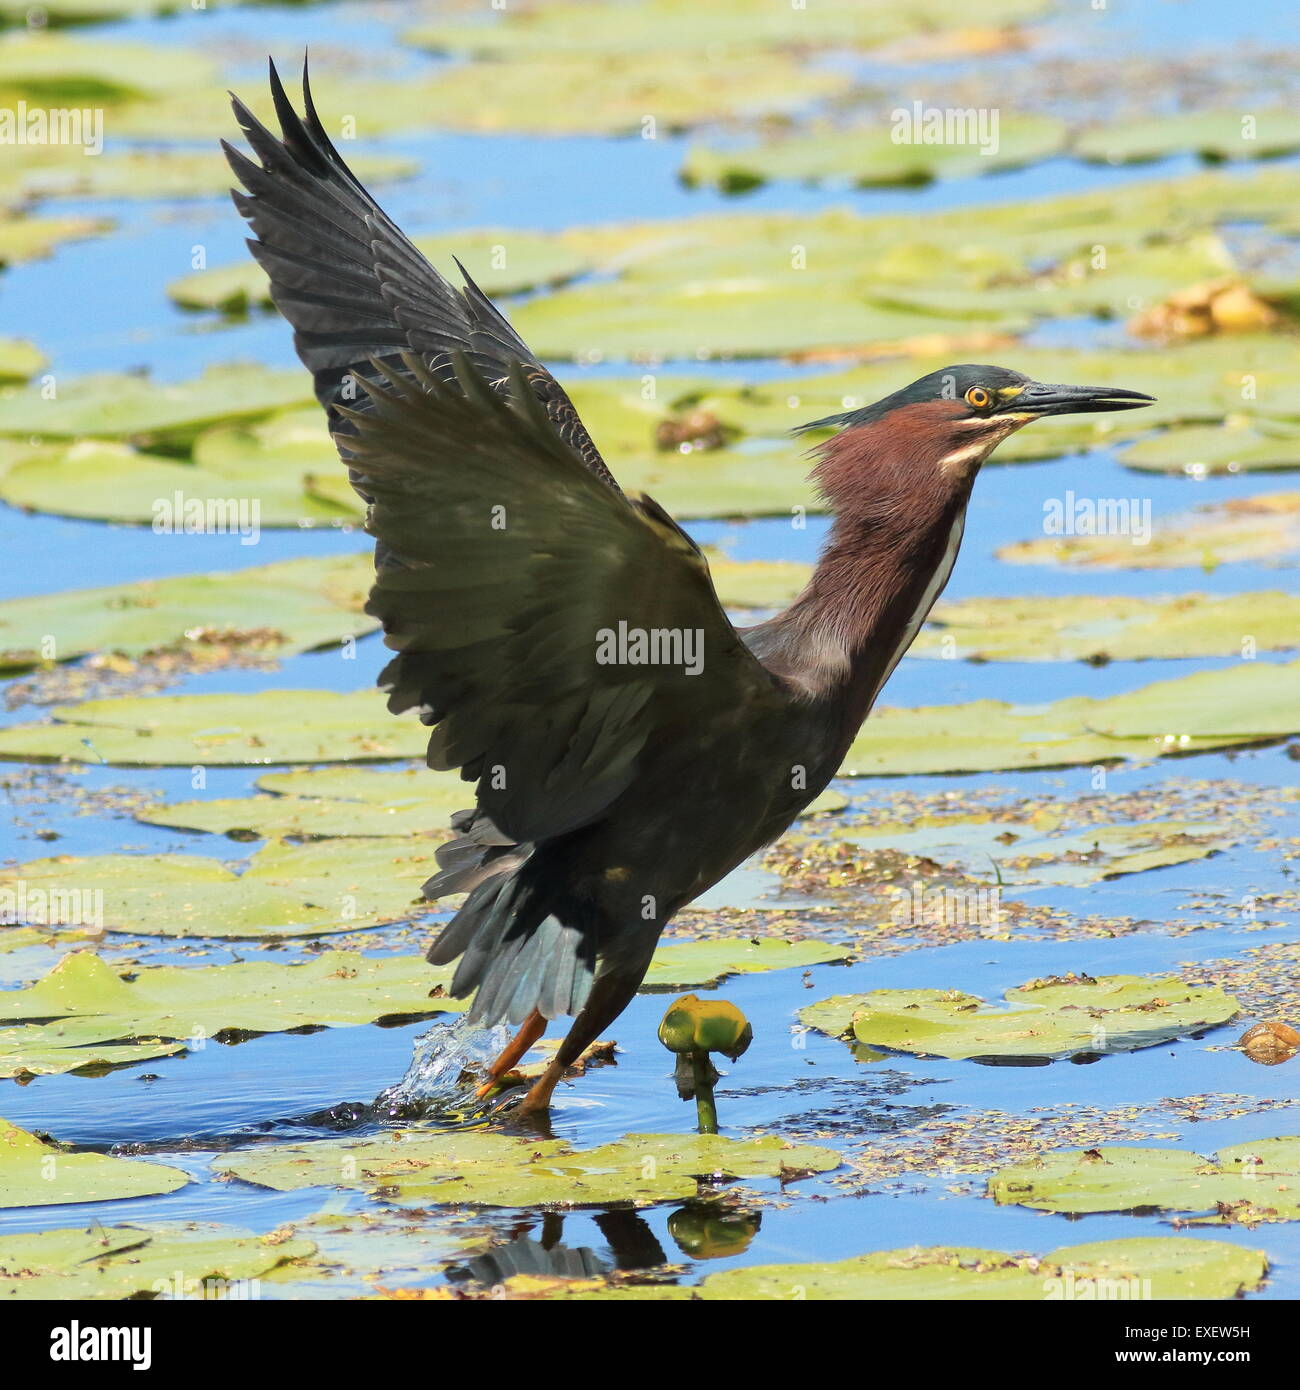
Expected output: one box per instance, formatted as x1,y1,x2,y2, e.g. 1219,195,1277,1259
226,63,1153,1114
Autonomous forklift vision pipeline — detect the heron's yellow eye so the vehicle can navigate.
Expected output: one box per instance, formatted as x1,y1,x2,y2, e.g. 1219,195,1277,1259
965,386,992,410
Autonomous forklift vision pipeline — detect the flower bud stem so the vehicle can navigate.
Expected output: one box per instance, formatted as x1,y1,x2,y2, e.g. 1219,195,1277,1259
691,1050,718,1134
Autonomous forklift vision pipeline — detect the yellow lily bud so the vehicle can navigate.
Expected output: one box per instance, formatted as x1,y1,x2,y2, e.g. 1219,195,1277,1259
658,994,753,1061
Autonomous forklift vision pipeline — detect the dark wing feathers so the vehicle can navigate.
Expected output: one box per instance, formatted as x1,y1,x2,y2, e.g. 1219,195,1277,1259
228,63,782,847
223,59,614,485
335,354,778,843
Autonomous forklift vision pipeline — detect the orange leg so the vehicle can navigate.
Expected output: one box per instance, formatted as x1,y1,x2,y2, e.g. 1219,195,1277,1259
474,1009,547,1099
518,967,646,1113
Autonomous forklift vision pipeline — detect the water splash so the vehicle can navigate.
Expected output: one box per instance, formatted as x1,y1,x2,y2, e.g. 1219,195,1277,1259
373,1014,510,1120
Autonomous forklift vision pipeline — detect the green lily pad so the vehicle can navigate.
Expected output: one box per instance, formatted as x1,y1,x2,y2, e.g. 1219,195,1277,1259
407,0,1050,57
0,1222,315,1300
682,115,1068,192
0,213,110,265
169,230,592,314
0,338,43,384
619,445,816,516
868,234,1240,330
707,555,813,609
913,592,1300,662
695,1237,1266,1300
138,765,472,840
0,552,375,672
799,973,1238,1061
0,1034,183,1079
0,33,217,100
1120,421,1300,475
822,815,1228,889
0,143,415,205
317,54,843,140
0,838,436,938
990,1138,1300,1222
0,949,464,1075
0,1118,188,1208
499,171,1300,361
1093,660,1300,739
0,437,360,529
513,276,999,362
997,490,1300,569
0,689,425,765
1077,109,1300,166
215,1129,840,1208
642,938,851,990
0,363,312,446
841,694,1240,777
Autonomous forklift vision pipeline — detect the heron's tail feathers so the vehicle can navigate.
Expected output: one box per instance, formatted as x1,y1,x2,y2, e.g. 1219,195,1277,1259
420,809,524,901
425,859,597,1026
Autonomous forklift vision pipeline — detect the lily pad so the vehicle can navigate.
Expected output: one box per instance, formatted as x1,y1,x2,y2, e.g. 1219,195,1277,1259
989,1138,1300,1223
318,54,843,140
0,1118,188,1208
799,973,1238,1062
0,1222,314,1300
1077,109,1300,166
168,230,593,314
0,689,426,765
0,839,436,938
682,115,1068,192
0,363,312,446
407,0,1050,57
1120,421,1300,475
0,552,375,672
821,816,1228,889
913,592,1300,662
0,33,217,100
0,213,110,265
642,938,852,990
695,1237,1266,1300
502,177,1300,361
1093,659,1300,739
0,143,415,205
0,950,465,1075
997,490,1300,569
707,555,813,609
841,694,1240,777
0,437,360,528
138,766,471,840
0,1033,183,1079
215,1129,840,1208
513,276,1000,362
0,338,43,384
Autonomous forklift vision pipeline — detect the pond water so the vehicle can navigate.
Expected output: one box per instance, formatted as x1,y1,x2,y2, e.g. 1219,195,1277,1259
1,0,1298,1299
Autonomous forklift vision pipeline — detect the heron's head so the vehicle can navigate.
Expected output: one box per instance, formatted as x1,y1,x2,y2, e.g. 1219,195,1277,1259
800,364,1154,502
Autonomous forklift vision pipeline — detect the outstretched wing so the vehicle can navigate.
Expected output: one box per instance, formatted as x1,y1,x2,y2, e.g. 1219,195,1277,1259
227,64,786,846
223,59,618,491
335,351,783,844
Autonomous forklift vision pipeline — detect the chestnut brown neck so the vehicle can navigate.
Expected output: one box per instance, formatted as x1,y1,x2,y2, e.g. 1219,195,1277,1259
748,409,975,746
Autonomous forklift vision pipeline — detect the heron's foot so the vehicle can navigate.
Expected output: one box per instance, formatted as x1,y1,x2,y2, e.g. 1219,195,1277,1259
472,1008,548,1100
518,1056,567,1114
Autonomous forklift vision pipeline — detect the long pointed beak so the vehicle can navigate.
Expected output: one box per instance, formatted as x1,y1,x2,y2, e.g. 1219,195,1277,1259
1013,382,1155,416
